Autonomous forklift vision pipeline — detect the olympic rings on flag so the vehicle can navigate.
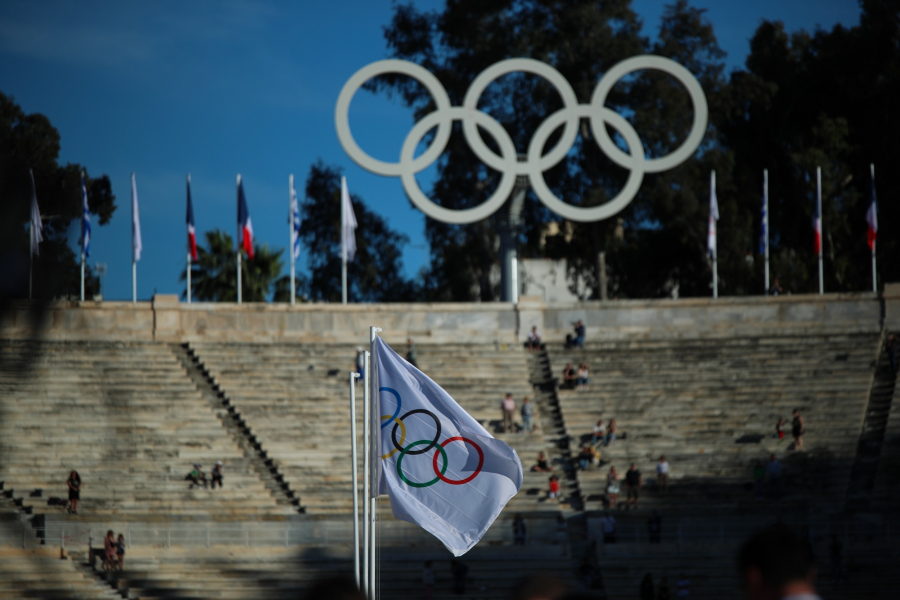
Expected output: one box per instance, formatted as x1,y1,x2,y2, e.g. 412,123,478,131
392,409,441,455
397,440,449,488
380,387,402,429
433,437,484,485
381,415,406,459
335,56,708,224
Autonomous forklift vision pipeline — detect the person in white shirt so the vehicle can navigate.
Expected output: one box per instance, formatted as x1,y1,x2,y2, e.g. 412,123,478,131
592,419,607,446
526,326,543,351
657,455,670,495
739,525,821,600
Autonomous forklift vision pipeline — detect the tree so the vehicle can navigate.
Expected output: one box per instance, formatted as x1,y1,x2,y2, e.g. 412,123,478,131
377,0,733,300
180,229,288,302
722,0,899,293
0,91,116,301
300,161,415,302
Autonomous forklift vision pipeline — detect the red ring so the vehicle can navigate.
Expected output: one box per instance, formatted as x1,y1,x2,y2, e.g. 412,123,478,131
432,436,484,485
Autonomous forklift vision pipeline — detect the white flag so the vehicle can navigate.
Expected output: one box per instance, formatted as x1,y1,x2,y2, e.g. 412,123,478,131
290,177,301,261
131,173,142,262
29,169,43,256
374,337,523,556
708,170,719,258
341,176,357,262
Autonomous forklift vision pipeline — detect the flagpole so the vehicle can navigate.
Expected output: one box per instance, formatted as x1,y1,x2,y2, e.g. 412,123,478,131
711,170,718,299
341,181,348,305
80,252,85,301
817,166,823,295
237,174,242,305
870,163,877,293
289,174,296,306
29,220,33,300
187,253,192,303
362,349,371,598
763,169,769,294
349,370,361,588
80,169,86,302
132,172,137,304
369,325,381,600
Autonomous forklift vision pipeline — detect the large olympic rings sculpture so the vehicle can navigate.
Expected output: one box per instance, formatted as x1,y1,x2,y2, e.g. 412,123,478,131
335,56,708,224
380,387,484,488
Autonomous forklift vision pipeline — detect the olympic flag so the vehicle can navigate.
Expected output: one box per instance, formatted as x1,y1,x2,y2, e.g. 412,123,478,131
373,337,523,556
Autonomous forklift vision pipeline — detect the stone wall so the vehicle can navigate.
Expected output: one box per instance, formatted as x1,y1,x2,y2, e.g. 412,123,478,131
1,287,893,345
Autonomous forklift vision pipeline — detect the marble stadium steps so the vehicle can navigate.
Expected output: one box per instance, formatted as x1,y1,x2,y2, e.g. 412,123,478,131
0,548,119,600
0,340,292,520
548,333,879,516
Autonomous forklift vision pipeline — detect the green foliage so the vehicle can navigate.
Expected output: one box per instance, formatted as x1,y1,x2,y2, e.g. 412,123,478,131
0,91,115,300
300,161,414,302
379,0,897,299
180,229,287,302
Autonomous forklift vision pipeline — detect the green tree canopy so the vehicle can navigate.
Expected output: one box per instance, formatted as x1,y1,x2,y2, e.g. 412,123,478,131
0,91,116,300
300,161,415,302
180,229,288,302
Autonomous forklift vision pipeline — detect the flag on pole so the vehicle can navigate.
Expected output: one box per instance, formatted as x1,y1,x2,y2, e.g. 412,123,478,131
186,176,198,261
341,176,357,262
759,181,767,256
290,178,301,261
81,173,91,258
708,171,719,257
866,168,878,252
374,337,523,556
131,173,142,262
29,170,43,256
237,177,254,259
813,185,822,256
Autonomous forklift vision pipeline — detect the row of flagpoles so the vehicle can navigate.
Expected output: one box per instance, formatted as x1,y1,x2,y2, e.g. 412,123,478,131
707,164,879,297
26,167,878,301
29,172,360,303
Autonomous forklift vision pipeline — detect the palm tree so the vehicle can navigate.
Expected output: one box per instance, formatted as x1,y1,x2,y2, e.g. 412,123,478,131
180,229,287,302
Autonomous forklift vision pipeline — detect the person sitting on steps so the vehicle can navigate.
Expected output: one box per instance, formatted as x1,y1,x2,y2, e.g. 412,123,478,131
532,451,552,472
211,461,224,489
562,363,577,389
186,463,207,489
526,326,543,351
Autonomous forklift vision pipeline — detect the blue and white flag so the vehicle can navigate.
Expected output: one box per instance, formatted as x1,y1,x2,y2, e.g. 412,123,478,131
290,177,301,261
81,172,91,258
374,337,523,556
341,176,357,262
759,176,767,256
29,169,43,256
131,173,142,262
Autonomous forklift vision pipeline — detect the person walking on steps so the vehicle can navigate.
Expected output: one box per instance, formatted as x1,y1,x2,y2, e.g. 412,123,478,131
501,393,516,433
521,396,535,433
406,338,418,368
66,470,81,515
116,533,126,571
657,455,670,494
625,463,642,510
211,461,224,489
792,409,805,450
103,530,116,572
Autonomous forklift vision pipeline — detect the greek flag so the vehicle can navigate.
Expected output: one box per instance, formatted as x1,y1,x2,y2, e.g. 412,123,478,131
131,173,142,262
374,338,523,556
290,179,301,261
81,173,91,258
708,170,719,258
341,176,357,262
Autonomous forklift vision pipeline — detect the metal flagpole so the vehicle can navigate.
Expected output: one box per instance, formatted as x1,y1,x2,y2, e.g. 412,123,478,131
817,167,823,295
362,349,371,597
341,185,348,305
763,169,769,294
237,174,242,305
871,163,877,293
711,170,718,299
369,326,382,600
187,174,192,304
349,370,361,588
132,172,137,304
29,218,33,301
80,169,86,302
289,174,296,306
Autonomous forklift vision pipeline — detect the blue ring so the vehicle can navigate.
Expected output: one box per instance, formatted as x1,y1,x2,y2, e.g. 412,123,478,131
380,387,402,428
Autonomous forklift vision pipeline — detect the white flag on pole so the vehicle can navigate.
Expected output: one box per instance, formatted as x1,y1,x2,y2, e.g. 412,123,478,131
29,170,43,255
290,178,301,261
131,173,142,262
374,338,523,556
708,170,719,257
341,176,357,262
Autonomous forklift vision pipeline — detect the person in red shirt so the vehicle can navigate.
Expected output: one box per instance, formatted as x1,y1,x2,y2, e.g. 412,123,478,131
548,475,561,501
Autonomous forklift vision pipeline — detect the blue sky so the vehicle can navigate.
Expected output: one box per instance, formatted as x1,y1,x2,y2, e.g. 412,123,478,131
1,0,860,301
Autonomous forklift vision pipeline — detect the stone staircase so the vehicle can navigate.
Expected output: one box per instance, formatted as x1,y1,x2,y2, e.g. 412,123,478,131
0,340,293,520
546,333,880,518
0,547,119,600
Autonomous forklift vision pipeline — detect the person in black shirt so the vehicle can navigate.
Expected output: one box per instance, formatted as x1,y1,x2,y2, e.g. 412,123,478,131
211,461,224,489
66,470,81,514
625,463,642,510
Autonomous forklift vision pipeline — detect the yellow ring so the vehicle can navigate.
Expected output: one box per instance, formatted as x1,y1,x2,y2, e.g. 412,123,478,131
381,415,406,459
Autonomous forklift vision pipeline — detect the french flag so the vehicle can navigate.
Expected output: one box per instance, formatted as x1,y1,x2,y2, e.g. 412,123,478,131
813,184,822,256
186,175,198,261
866,164,877,253
237,175,254,260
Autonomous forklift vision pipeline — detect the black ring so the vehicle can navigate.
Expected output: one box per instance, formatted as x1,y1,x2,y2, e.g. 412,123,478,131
392,409,441,455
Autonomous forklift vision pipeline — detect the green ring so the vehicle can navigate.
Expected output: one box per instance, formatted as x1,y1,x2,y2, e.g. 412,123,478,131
397,439,448,488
